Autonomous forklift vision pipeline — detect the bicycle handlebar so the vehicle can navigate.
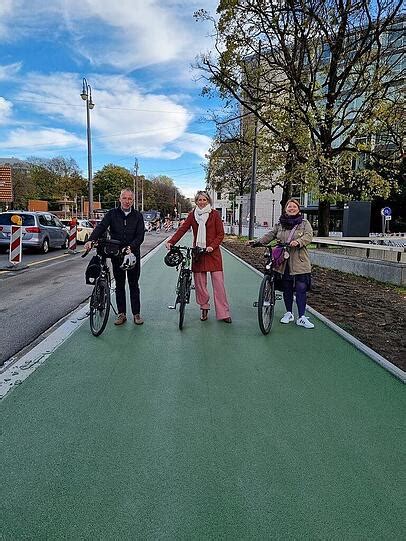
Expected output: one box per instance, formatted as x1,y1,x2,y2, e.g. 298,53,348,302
173,245,207,254
81,245,93,258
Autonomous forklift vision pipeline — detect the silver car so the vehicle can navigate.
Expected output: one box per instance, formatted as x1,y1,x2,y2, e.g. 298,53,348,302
0,211,69,253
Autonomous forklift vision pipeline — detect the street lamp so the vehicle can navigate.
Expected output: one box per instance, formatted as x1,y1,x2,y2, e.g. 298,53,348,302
80,78,95,219
271,199,276,226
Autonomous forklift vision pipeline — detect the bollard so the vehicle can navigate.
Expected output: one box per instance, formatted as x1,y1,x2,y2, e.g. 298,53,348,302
9,224,22,265
67,218,77,254
0,214,28,271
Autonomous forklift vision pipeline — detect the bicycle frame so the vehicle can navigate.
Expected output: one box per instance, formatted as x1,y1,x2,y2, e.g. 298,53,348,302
168,245,205,329
82,238,119,336
253,243,289,335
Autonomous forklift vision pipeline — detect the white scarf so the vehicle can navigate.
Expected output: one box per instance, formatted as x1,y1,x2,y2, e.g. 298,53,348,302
194,204,211,248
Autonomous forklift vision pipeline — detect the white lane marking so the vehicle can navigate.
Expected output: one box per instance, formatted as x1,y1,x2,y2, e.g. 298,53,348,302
0,239,169,399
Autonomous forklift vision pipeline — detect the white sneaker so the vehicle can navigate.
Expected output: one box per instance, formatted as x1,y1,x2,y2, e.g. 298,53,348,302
296,316,315,329
280,312,294,324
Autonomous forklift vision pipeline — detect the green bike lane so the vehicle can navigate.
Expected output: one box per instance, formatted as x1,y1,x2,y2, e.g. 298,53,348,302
1,244,405,540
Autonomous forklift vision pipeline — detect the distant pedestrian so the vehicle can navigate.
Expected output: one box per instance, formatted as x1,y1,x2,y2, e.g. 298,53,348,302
165,190,232,323
84,188,145,326
249,198,314,328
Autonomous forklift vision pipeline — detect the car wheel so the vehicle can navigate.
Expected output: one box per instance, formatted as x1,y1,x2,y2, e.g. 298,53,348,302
41,238,49,254
62,236,69,249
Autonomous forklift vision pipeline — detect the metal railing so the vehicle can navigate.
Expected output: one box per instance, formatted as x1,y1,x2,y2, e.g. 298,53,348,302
313,236,406,263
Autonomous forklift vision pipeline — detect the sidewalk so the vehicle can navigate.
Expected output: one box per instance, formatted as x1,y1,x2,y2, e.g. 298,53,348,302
1,243,405,539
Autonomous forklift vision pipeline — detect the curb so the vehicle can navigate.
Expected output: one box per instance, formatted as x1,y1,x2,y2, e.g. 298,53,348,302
222,245,406,383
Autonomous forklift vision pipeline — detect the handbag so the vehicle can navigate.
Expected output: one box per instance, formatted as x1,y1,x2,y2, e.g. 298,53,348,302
272,225,298,267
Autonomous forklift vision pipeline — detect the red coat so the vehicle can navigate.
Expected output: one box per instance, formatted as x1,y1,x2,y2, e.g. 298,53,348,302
168,210,225,272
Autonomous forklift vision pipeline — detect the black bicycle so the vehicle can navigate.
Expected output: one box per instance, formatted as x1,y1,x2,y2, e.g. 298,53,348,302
82,238,121,336
166,245,206,330
251,242,290,335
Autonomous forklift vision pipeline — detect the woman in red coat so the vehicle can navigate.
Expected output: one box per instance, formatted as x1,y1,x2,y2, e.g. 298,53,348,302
165,191,232,323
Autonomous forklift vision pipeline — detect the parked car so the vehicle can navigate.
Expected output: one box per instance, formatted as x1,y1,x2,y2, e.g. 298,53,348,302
0,211,69,253
60,219,94,243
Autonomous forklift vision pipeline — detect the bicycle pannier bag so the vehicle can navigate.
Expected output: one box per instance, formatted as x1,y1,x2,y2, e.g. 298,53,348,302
85,256,101,285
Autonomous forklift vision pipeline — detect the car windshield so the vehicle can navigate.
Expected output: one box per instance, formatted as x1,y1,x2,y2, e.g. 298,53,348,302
0,213,35,226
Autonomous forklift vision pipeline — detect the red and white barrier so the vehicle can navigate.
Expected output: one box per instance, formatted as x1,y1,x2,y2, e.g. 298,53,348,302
9,225,22,265
68,219,77,252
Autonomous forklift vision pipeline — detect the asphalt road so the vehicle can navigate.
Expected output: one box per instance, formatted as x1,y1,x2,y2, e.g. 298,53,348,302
0,230,170,365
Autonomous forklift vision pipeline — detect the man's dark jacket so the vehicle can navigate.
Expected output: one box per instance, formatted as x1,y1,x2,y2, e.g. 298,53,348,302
89,207,145,258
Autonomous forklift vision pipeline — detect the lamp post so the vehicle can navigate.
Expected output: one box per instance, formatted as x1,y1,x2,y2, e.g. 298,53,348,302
80,78,95,219
134,158,139,210
271,199,276,226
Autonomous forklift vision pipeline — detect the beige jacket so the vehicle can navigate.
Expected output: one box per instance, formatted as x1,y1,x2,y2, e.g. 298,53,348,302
259,220,313,275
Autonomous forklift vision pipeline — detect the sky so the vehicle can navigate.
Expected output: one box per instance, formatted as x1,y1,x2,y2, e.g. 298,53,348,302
0,0,221,198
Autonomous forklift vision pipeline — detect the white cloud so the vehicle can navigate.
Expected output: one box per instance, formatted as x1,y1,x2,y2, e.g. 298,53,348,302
0,62,22,81
172,132,212,158
0,97,13,124
6,72,209,160
0,1,218,72
0,127,84,150
0,0,16,39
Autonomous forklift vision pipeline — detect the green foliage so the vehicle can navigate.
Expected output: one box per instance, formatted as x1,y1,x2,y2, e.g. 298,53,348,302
93,164,134,207
11,168,37,210
148,176,192,218
27,156,87,202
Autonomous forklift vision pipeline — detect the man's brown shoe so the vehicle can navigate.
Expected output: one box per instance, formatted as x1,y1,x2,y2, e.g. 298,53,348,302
114,313,127,325
134,314,144,325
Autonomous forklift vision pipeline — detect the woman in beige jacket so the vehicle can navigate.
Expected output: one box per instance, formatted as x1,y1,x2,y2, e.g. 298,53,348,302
252,198,315,329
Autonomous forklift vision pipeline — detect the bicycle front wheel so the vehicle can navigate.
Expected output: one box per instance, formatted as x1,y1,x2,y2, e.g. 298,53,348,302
178,274,188,330
258,274,275,335
90,279,111,336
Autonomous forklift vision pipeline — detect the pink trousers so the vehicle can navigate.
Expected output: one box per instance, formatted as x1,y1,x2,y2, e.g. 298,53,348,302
193,271,231,320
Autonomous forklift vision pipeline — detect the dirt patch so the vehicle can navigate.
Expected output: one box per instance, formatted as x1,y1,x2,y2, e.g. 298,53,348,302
223,237,406,372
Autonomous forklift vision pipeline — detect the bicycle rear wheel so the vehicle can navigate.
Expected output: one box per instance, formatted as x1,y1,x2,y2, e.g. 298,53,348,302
178,274,188,330
258,274,275,335
90,279,111,336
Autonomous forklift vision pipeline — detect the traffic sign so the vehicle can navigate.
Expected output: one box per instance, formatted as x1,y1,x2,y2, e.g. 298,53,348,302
381,207,391,217
385,215,392,221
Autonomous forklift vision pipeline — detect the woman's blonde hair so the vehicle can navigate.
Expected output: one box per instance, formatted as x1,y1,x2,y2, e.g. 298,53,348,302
194,190,212,205
284,198,301,213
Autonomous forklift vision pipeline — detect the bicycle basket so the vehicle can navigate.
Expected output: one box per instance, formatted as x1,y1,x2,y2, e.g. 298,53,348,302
85,255,102,285
164,247,183,267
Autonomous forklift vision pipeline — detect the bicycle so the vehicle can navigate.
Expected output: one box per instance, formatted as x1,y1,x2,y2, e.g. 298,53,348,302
251,242,290,335
82,238,121,336
166,245,206,330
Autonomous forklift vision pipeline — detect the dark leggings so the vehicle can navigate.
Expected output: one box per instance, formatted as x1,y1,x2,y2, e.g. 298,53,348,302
282,266,309,318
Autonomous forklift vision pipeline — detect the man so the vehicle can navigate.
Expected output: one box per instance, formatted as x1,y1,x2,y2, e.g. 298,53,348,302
84,188,145,326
